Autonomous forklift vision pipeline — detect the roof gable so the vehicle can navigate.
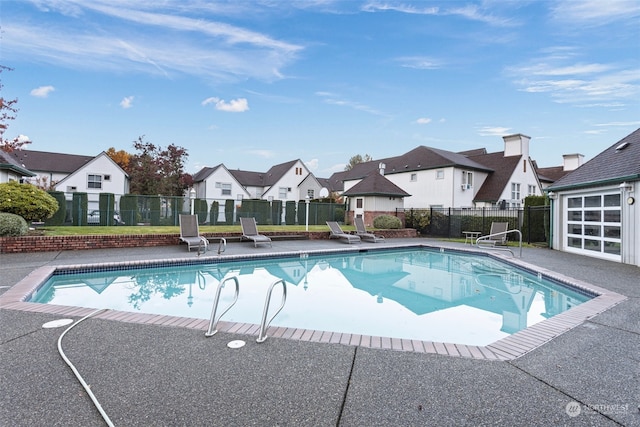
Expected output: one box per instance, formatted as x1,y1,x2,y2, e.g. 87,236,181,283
342,172,410,197
55,152,129,186
549,128,640,190
468,151,521,202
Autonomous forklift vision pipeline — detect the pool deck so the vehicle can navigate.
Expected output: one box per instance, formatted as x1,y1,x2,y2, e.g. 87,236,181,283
1,238,639,426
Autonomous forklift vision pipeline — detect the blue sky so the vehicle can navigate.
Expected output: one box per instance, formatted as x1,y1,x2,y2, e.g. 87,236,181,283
2,1,639,177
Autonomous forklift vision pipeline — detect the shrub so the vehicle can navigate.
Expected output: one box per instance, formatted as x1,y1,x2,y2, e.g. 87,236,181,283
373,215,402,229
0,212,28,236
45,191,67,226
0,181,59,222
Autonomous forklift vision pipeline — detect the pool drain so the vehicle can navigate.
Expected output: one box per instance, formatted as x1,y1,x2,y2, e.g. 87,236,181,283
42,319,74,329
227,340,246,349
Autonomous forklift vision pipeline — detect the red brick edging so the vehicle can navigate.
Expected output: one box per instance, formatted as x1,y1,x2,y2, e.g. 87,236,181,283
0,229,417,253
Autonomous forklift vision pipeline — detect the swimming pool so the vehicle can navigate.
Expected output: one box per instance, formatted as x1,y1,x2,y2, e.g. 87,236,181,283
28,246,593,347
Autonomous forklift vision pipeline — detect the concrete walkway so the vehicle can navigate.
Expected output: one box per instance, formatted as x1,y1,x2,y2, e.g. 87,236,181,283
1,238,638,426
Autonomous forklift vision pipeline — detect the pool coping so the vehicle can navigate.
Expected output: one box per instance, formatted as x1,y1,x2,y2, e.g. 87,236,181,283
0,244,626,361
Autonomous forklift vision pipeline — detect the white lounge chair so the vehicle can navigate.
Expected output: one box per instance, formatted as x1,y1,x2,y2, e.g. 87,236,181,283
354,217,385,243
179,214,209,252
240,217,272,247
326,221,361,244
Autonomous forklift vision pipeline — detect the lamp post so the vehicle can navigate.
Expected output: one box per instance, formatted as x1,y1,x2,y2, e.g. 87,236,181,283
189,188,196,215
305,195,310,232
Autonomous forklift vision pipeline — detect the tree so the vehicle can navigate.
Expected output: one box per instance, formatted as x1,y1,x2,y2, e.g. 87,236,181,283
128,136,192,196
0,65,31,153
344,153,373,171
106,147,131,171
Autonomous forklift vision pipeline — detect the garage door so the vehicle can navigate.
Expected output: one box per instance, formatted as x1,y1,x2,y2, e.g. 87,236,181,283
564,192,621,261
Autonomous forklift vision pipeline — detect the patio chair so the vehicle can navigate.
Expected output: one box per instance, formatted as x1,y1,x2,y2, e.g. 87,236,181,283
240,217,272,247
326,221,361,244
354,217,385,243
179,214,209,252
478,222,509,246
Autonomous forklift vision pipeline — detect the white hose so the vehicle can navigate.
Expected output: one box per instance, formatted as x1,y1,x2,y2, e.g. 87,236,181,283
57,309,115,427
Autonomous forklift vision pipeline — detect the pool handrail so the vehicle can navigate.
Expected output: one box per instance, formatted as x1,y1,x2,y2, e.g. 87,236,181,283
205,276,240,337
257,279,287,343
475,229,522,257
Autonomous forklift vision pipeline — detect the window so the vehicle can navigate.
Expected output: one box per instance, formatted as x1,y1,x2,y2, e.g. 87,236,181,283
511,183,521,200
410,173,417,182
356,198,363,208
528,185,536,196
462,171,473,188
88,174,102,189
436,170,444,180
279,187,288,199
307,189,314,199
221,183,231,196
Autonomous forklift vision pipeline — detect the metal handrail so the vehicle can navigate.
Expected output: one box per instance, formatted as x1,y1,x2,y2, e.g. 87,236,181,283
256,279,287,343
475,229,522,257
197,236,209,255
217,237,226,255
205,276,240,337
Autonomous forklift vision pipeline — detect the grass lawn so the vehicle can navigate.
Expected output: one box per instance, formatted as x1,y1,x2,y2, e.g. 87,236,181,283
38,224,346,236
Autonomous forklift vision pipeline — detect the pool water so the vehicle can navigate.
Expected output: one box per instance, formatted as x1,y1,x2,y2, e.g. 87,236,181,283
30,248,591,346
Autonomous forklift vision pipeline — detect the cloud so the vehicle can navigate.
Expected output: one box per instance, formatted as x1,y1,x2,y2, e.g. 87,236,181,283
305,158,319,171
1,2,303,83
477,126,511,137
550,0,640,26
202,97,249,112
30,85,55,97
246,149,275,158
120,96,134,109
415,117,432,125
395,56,443,70
315,91,387,116
507,49,640,107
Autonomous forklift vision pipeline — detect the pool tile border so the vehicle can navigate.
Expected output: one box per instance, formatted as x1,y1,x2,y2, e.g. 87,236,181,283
0,245,626,361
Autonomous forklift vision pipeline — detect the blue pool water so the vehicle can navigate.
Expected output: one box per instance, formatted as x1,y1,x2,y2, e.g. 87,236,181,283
30,248,592,346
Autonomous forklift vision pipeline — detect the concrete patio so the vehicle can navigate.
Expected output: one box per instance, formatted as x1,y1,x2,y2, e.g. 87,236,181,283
1,238,638,426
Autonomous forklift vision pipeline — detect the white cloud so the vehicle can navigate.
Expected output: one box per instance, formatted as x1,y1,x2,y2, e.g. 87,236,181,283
0,3,302,83
30,85,55,97
477,126,511,137
551,0,640,26
202,97,249,112
305,158,319,171
315,91,387,116
120,96,134,109
245,149,275,158
396,56,443,70
416,117,432,125
17,134,30,142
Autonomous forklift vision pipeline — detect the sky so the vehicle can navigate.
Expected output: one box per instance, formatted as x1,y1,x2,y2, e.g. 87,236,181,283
2,0,639,177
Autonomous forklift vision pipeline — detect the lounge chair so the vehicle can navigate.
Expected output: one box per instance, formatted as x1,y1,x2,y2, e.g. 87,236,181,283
354,217,385,243
240,217,272,247
179,214,209,252
478,222,509,246
326,221,361,244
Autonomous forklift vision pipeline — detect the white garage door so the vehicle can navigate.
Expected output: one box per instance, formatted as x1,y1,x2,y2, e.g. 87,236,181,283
564,192,621,261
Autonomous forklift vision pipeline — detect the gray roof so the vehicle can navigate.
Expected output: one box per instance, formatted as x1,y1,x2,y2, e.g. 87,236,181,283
192,164,223,182
548,128,640,191
9,149,93,174
229,159,301,187
0,150,37,177
342,172,410,197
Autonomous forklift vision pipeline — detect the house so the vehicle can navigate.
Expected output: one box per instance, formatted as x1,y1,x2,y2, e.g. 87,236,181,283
536,153,584,189
330,134,544,217
0,150,36,183
547,128,640,266
341,165,410,225
11,149,130,212
194,159,323,203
